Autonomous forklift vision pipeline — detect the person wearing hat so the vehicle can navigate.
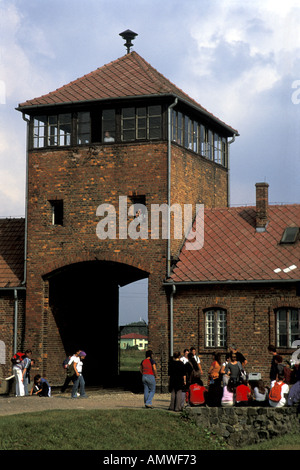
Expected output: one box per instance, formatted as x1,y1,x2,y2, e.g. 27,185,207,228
71,350,88,399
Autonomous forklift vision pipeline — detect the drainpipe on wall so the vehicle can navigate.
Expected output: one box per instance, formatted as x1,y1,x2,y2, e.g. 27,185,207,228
22,113,30,285
13,289,18,355
0,287,25,357
167,97,178,278
167,98,178,359
169,284,176,357
10,113,30,356
227,134,236,207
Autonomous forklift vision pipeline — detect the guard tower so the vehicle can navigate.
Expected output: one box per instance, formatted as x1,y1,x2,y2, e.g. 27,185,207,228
17,33,238,388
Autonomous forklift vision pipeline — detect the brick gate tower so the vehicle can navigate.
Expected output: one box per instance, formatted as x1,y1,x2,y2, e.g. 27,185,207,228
17,33,238,388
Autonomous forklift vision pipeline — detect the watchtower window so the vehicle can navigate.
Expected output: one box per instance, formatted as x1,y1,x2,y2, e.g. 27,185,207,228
172,111,228,167
33,115,47,148
184,119,198,153
172,111,183,145
33,114,71,148
121,105,161,142
48,114,71,146
49,200,64,226
77,112,90,145
102,109,116,142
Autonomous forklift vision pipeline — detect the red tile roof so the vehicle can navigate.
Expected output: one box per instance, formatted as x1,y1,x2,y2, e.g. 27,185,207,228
121,333,148,340
17,51,237,136
169,205,300,283
0,218,25,288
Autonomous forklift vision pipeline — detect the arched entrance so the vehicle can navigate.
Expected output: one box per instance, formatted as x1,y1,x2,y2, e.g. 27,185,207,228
46,260,148,387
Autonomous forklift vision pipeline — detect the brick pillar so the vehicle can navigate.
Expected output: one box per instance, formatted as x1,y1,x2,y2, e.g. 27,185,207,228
255,182,269,230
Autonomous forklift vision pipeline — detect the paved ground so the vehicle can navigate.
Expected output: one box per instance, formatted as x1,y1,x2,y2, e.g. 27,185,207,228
0,388,171,416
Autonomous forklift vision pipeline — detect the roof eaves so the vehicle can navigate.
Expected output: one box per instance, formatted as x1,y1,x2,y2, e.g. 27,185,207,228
163,278,300,287
16,93,177,113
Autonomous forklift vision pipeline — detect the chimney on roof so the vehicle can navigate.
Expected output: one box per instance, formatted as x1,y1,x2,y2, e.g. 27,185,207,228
255,182,269,231
119,30,138,54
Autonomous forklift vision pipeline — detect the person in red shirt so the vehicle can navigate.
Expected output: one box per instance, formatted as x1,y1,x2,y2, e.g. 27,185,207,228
235,379,251,406
140,350,157,408
188,379,207,406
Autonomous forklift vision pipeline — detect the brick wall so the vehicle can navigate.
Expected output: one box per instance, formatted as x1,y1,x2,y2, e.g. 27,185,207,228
24,139,229,387
170,144,228,257
171,282,300,384
25,141,169,384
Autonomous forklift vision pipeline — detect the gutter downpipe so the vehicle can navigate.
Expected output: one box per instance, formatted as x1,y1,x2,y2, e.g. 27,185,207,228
167,98,178,357
0,287,25,354
169,284,176,357
11,113,30,355
13,289,18,354
22,112,30,285
227,134,236,207
167,97,178,278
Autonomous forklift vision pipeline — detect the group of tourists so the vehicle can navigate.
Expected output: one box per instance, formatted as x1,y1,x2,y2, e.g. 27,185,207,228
11,343,300,412
139,344,300,412
11,349,50,397
11,348,87,399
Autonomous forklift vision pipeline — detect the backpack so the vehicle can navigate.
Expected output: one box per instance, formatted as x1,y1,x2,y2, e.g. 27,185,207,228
66,360,76,378
11,352,25,367
269,381,284,402
62,356,71,369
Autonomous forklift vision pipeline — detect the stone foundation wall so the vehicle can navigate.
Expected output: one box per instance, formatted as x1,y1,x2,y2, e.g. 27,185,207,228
186,405,300,448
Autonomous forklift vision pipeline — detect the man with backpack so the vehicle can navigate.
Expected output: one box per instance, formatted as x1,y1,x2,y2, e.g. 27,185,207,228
70,351,88,399
269,373,289,407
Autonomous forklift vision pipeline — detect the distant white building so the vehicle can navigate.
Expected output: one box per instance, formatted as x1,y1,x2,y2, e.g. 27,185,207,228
120,333,148,350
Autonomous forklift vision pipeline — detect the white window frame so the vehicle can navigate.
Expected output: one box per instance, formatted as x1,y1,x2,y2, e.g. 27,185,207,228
205,309,227,348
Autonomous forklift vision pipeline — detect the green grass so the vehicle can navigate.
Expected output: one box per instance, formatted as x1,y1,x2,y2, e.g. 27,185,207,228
240,433,300,451
0,408,298,451
0,409,225,450
119,349,145,371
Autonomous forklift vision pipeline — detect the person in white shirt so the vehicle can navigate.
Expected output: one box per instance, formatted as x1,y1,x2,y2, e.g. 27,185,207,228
70,351,88,399
180,349,189,364
190,347,203,375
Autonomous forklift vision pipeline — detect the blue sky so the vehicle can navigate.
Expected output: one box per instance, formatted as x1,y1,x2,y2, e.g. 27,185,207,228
1,0,300,323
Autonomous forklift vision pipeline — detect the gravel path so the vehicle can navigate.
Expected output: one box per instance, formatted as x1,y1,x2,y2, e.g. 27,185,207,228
0,389,171,416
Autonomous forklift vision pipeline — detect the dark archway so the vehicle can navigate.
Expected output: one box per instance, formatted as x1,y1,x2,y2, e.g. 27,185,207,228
47,260,148,386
